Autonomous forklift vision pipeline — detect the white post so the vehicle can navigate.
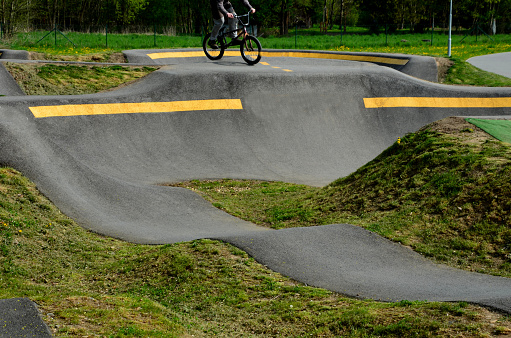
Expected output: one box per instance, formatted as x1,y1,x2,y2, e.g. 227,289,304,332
448,0,453,57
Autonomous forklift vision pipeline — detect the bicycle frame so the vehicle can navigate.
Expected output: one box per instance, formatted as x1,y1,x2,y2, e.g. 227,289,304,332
217,12,252,47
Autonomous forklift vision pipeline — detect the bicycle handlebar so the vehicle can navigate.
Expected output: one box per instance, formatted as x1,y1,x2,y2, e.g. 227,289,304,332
234,11,252,25
234,11,252,18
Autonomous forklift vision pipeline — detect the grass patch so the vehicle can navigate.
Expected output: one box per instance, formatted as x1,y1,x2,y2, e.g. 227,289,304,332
8,32,202,51
3,167,511,336
444,58,511,86
4,63,157,95
174,117,511,278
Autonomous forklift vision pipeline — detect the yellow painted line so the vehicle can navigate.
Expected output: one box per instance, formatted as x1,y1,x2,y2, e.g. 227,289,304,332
146,50,408,66
148,51,204,59
29,99,243,118
283,69,293,72
261,51,408,66
148,51,241,59
260,62,270,66
364,97,511,108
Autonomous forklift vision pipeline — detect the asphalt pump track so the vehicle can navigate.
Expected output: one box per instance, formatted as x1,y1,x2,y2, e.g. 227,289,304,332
1,50,511,333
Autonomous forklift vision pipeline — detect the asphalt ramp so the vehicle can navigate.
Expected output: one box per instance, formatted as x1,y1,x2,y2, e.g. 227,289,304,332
219,224,511,313
1,52,511,325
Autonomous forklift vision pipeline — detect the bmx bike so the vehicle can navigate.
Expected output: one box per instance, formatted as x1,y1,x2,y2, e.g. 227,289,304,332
203,12,262,65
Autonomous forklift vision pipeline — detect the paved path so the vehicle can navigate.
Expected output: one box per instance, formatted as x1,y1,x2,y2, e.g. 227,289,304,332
1,50,511,335
468,52,511,79
0,298,52,337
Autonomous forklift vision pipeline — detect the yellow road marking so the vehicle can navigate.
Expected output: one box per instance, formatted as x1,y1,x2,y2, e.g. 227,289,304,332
258,60,292,72
148,51,241,59
261,51,408,65
147,51,408,66
148,51,204,59
364,97,511,108
29,99,243,118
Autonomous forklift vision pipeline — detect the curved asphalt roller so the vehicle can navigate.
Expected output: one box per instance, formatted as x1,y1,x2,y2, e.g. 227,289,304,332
468,52,511,79
1,49,511,333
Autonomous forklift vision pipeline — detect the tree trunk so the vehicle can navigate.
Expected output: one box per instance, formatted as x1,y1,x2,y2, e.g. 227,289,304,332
280,0,288,35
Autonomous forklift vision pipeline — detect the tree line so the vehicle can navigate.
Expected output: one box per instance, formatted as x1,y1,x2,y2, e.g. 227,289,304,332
2,0,511,37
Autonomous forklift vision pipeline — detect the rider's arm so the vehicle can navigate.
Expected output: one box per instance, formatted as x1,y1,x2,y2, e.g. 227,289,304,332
241,0,255,12
215,0,230,17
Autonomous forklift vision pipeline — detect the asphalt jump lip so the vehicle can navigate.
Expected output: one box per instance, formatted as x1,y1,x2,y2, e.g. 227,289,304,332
1,49,511,335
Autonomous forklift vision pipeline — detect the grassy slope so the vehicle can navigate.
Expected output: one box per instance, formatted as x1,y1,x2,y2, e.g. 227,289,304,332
445,58,511,87
1,168,511,337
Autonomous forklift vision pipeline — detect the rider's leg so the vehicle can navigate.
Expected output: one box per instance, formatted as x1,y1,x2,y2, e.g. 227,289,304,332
210,16,224,41
227,8,238,38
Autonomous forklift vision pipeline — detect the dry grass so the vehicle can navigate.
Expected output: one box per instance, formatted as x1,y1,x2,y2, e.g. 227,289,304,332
4,62,157,95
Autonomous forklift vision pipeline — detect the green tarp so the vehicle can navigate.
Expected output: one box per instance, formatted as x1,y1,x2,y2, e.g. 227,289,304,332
466,118,511,144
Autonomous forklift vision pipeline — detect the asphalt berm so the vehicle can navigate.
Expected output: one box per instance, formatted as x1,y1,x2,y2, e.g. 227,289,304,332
0,49,510,336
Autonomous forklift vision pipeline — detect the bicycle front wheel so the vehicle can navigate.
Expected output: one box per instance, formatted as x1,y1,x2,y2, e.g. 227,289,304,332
240,35,262,65
203,33,225,61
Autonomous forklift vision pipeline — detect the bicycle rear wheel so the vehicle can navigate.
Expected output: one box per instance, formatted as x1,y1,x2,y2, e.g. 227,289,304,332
240,35,262,65
203,33,225,60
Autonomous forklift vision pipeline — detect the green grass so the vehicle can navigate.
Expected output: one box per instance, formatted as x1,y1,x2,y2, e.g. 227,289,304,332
8,31,202,50
1,167,511,336
444,58,511,86
6,26,511,52
4,28,511,59
4,63,157,95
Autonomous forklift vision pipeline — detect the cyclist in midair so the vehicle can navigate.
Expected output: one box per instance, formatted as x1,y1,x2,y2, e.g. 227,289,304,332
208,0,256,49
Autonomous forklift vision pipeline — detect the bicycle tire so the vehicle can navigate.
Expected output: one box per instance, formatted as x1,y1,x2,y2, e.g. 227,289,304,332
203,32,225,61
240,35,262,65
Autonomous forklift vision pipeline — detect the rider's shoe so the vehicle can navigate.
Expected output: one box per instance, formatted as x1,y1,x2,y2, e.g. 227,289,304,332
208,39,219,49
